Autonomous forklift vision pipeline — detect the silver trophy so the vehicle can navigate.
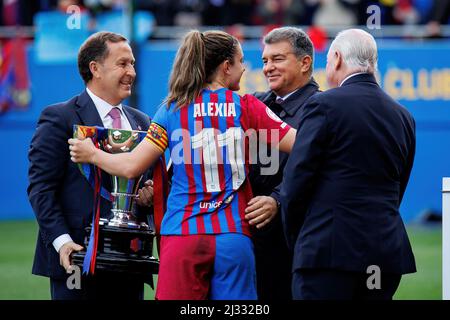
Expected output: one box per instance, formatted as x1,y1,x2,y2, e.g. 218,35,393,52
72,125,158,279
101,128,148,229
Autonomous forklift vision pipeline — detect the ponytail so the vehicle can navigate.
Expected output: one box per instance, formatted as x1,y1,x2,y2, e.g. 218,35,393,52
164,30,239,110
165,30,206,109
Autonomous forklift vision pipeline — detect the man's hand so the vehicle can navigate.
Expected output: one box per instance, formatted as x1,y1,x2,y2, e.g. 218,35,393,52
244,196,279,229
59,241,83,272
136,179,154,207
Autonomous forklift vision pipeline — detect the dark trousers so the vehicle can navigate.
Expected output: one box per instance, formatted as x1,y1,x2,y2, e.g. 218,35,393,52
50,272,144,300
292,268,401,300
253,214,292,300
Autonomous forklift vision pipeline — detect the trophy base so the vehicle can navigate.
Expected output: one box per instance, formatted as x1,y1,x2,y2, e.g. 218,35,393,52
72,224,159,285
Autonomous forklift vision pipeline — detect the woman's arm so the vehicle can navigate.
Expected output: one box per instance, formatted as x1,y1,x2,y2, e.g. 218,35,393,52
278,128,296,153
68,137,163,179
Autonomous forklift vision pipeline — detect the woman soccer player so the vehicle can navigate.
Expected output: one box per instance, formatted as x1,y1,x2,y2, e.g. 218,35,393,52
69,30,295,300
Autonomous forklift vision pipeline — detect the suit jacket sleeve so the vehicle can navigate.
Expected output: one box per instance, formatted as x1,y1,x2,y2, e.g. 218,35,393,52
280,99,328,249
27,106,72,247
270,185,281,204
399,116,416,204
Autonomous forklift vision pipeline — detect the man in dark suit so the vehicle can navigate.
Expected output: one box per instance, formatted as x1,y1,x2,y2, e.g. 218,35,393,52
280,29,416,300
245,27,319,300
28,32,154,300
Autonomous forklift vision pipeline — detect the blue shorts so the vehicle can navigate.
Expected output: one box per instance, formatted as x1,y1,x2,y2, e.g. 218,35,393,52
156,233,257,300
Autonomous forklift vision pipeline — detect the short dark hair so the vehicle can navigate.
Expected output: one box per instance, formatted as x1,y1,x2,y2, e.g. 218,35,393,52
77,31,128,84
263,27,314,73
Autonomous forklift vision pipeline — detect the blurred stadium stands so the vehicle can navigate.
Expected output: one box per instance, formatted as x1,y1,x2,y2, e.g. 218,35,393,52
0,1,449,224
34,11,90,63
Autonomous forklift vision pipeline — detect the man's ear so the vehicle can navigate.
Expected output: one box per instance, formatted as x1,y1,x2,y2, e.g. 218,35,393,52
334,51,342,71
300,55,312,74
89,61,100,79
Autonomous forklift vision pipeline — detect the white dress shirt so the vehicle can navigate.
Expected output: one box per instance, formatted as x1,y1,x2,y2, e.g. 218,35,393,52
52,88,133,253
86,87,132,130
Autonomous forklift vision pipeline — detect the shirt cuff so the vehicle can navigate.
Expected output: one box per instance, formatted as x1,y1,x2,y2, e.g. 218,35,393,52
52,234,73,253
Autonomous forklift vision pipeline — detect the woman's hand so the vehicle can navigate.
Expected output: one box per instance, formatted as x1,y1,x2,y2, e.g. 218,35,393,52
68,138,97,164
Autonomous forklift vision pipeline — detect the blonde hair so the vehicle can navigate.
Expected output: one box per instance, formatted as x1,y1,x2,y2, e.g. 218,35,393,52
165,30,239,109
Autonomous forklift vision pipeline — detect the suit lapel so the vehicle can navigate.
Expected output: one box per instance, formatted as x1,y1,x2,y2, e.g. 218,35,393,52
282,79,320,116
122,106,141,130
75,90,103,126
74,90,113,201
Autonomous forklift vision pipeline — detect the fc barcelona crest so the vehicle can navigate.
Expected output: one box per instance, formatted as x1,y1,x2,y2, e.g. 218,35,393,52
150,122,165,140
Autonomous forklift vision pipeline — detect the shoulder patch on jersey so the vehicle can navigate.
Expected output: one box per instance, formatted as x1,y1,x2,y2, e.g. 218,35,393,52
265,107,282,123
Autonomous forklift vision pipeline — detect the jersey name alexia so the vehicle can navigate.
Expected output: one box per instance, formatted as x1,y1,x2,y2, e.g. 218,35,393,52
193,102,237,118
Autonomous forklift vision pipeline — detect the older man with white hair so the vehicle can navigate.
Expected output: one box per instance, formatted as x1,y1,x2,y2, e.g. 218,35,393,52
280,29,417,300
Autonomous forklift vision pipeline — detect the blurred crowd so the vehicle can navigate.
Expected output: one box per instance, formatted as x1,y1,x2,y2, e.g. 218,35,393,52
0,0,449,28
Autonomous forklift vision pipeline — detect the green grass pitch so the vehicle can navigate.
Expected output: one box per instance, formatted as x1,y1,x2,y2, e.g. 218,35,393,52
0,220,441,300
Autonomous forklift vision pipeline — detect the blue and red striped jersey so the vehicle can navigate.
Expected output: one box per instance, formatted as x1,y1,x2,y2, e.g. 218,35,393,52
146,88,291,236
